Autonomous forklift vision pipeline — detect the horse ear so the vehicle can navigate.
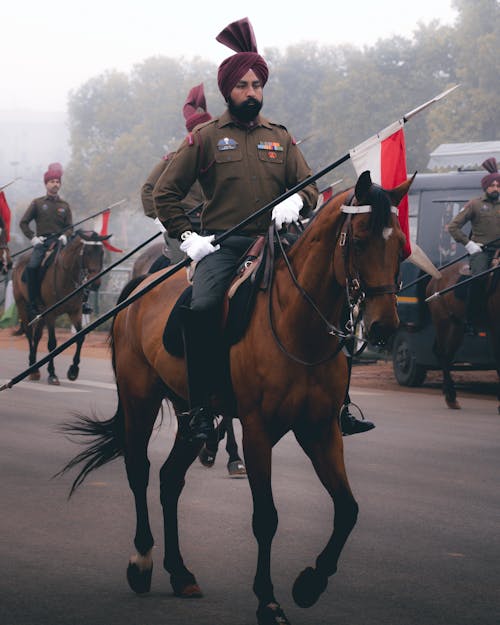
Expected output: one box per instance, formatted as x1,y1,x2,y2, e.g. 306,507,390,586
354,171,373,201
387,171,417,207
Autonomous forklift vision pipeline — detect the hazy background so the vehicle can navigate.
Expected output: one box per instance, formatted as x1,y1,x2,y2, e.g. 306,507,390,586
1,0,497,256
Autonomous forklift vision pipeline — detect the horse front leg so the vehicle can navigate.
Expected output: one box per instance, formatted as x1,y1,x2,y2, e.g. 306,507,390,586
292,423,358,610
67,313,83,381
433,319,463,409
27,318,44,381
242,422,288,625
225,417,246,477
46,321,59,385
160,405,204,598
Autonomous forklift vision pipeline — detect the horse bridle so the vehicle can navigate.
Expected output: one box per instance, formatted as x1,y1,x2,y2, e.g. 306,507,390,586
339,202,401,340
54,235,103,301
267,196,401,366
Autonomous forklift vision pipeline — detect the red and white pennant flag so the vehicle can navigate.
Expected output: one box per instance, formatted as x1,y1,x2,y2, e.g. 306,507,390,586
0,191,12,242
350,119,411,259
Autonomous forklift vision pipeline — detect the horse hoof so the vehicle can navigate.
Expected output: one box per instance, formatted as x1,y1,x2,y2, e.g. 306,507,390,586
227,460,247,477
256,602,291,625
445,399,461,409
292,567,328,608
29,371,40,381
170,573,203,598
126,562,152,594
198,445,216,468
67,365,79,381
47,375,60,386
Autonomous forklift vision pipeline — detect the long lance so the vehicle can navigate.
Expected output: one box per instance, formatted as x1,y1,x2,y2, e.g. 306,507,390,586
0,177,21,192
0,87,459,391
399,236,500,293
28,231,162,326
11,198,128,259
425,263,500,302
0,151,355,391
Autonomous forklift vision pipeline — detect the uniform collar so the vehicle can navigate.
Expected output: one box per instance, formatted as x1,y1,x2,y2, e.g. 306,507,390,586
44,193,60,201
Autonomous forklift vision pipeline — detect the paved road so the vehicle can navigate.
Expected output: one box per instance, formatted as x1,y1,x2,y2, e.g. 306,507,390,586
1,349,498,625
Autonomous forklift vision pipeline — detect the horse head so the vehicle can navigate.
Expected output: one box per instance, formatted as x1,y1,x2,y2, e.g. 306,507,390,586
333,170,414,346
71,229,110,288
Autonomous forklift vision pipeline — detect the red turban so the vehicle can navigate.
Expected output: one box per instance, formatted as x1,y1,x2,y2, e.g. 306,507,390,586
481,157,500,190
44,162,63,184
216,17,269,100
183,83,212,132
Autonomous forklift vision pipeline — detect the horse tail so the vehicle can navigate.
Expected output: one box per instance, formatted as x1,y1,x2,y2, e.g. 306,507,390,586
58,276,148,497
56,405,125,497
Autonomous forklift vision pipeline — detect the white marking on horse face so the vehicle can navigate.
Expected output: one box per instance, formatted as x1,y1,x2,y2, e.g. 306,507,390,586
130,548,153,571
382,227,393,240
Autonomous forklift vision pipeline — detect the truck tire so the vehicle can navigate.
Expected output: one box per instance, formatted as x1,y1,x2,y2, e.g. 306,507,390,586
392,334,427,387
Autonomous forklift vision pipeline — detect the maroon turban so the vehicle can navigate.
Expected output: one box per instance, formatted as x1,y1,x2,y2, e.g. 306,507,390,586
481,157,500,190
183,83,212,132
43,162,63,184
216,17,269,100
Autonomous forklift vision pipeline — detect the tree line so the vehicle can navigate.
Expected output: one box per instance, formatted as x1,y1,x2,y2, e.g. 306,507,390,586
59,0,498,245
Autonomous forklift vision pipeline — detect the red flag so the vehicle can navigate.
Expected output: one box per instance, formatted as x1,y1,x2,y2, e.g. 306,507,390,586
93,209,123,253
350,120,411,259
0,191,12,242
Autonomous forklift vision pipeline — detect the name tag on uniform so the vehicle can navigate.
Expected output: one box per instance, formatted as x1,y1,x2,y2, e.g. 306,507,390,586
257,142,283,160
217,137,238,151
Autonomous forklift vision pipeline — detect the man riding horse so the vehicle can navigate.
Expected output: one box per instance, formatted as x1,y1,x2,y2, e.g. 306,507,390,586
19,163,73,320
153,18,373,441
448,157,500,331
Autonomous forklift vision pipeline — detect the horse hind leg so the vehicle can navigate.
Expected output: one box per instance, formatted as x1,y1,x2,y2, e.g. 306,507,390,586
291,424,358,609
122,378,164,594
27,318,44,381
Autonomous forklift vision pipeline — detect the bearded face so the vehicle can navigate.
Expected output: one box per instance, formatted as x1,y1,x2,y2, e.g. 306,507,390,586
228,96,263,123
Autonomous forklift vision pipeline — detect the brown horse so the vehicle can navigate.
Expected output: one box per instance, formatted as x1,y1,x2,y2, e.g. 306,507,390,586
60,171,412,625
12,230,109,384
426,259,500,411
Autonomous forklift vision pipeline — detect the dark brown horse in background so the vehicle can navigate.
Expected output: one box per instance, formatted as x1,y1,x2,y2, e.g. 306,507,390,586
60,171,412,625
426,258,500,411
12,230,109,385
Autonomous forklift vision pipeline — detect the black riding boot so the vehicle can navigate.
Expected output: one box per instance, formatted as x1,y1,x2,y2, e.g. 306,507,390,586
340,395,375,435
340,356,376,436
26,267,41,318
180,306,219,441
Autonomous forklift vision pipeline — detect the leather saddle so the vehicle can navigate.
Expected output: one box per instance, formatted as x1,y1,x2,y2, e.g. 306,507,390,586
163,234,271,357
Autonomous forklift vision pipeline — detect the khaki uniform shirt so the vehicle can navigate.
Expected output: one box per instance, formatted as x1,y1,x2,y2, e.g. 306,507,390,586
20,194,73,239
153,110,318,240
448,194,500,247
141,153,205,219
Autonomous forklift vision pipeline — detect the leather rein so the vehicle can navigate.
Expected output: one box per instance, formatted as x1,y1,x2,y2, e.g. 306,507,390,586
267,195,400,367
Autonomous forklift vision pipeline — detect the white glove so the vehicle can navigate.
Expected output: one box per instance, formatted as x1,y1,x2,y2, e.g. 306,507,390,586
179,232,219,262
465,241,482,255
31,236,46,247
58,234,67,246
272,193,303,230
